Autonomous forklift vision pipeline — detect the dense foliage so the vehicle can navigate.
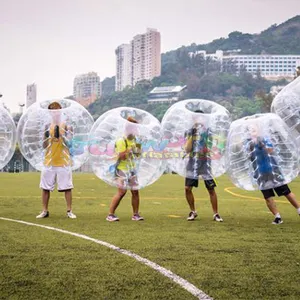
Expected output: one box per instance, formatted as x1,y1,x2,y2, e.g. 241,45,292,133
89,16,299,121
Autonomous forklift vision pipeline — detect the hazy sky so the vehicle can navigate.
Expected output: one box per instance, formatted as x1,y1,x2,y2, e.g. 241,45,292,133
1,0,299,112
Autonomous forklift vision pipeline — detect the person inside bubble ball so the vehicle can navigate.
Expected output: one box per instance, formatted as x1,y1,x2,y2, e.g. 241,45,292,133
247,124,285,189
36,101,76,219
246,124,300,224
184,109,223,222
106,117,143,222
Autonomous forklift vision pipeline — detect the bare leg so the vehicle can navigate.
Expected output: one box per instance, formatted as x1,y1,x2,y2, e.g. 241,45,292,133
109,188,127,214
42,189,50,211
131,190,140,214
185,186,195,211
285,192,300,209
64,189,72,211
208,189,218,214
265,197,279,215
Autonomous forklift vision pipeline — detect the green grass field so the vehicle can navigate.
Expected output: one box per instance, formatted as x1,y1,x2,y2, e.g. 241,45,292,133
1,173,300,300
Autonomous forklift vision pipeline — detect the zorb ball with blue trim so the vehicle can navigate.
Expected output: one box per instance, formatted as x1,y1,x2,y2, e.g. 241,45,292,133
161,99,231,180
0,104,17,170
17,99,94,171
225,113,298,191
88,107,166,190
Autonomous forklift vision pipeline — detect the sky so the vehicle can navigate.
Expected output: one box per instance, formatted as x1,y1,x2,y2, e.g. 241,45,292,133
1,0,299,113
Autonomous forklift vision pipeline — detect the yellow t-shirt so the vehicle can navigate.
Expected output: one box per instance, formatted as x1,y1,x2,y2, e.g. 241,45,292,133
115,137,137,171
44,124,71,167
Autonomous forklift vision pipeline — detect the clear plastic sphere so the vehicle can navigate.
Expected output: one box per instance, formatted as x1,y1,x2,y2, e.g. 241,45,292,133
161,99,231,180
0,105,17,169
17,99,94,171
88,107,166,190
226,113,299,191
271,77,300,150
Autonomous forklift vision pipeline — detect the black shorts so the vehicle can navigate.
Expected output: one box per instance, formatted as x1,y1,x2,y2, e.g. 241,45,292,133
261,184,291,200
185,178,216,190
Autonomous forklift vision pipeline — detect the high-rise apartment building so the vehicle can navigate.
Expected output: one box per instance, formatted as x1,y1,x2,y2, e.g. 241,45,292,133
26,83,37,109
115,28,161,91
115,44,132,91
142,28,161,84
73,72,101,107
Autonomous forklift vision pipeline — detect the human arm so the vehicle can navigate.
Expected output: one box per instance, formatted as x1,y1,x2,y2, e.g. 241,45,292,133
257,137,273,154
184,128,194,153
43,125,50,149
62,125,73,148
116,138,129,160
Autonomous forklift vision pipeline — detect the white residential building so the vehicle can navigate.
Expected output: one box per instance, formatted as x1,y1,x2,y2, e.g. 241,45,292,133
26,83,37,109
73,72,101,107
115,28,161,91
148,85,187,103
188,50,300,79
115,44,132,91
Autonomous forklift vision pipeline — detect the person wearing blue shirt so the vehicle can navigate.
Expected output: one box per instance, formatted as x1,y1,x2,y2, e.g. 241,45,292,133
247,124,300,224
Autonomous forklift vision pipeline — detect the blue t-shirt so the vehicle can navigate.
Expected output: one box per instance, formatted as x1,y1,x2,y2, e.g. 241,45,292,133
249,138,273,174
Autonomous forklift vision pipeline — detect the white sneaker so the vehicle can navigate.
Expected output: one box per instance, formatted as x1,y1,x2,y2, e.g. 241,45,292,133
36,211,49,219
106,214,119,222
67,211,77,219
132,214,144,221
213,214,223,222
187,211,198,221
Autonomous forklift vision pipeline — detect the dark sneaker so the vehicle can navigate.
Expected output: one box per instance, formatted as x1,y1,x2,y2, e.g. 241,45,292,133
213,214,223,222
272,217,283,225
106,214,119,222
132,214,144,221
36,211,49,219
187,211,198,221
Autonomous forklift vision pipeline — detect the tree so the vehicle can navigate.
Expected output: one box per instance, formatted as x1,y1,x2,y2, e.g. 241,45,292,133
255,91,274,113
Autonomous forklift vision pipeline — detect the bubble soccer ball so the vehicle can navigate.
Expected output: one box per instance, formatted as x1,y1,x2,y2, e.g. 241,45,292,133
88,107,166,190
271,76,300,148
0,105,17,170
161,99,231,180
17,99,94,171
226,113,299,191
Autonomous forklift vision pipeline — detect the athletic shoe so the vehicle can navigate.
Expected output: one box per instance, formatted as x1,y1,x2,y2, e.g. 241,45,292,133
213,213,223,222
67,211,77,219
106,214,119,222
36,211,49,219
187,211,198,221
132,214,144,221
272,217,283,225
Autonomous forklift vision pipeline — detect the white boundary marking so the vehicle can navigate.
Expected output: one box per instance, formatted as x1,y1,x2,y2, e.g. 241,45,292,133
0,217,213,300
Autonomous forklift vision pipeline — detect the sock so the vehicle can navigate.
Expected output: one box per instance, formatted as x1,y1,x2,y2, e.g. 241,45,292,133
297,208,300,215
275,213,281,219
67,210,71,213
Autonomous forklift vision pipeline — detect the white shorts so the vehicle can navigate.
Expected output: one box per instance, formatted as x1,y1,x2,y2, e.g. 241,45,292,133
40,166,74,192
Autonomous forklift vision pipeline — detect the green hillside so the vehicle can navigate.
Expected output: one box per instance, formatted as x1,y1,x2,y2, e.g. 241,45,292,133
95,16,299,121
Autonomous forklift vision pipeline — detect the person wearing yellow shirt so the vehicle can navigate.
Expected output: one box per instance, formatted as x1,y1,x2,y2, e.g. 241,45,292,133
106,117,143,222
36,101,76,219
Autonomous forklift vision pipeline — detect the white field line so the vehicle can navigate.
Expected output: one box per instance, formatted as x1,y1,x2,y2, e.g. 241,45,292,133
0,217,213,300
